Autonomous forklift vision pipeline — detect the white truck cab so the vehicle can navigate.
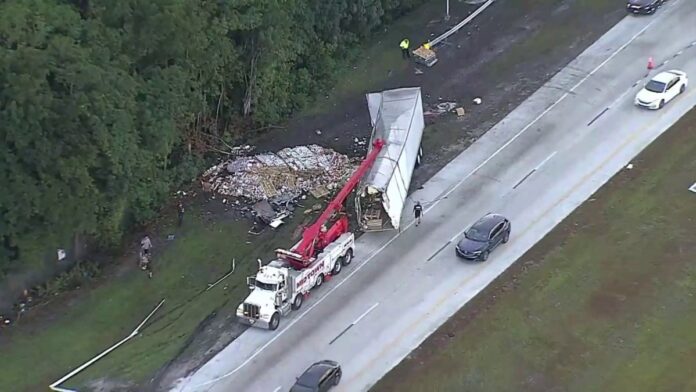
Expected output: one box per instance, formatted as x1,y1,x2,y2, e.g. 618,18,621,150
237,232,355,330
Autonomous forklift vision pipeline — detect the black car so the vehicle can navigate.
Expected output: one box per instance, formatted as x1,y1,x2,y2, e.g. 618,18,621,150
290,360,342,392
626,0,664,14
455,214,511,261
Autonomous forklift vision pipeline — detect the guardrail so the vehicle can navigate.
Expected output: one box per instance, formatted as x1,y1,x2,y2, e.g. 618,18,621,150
428,0,495,47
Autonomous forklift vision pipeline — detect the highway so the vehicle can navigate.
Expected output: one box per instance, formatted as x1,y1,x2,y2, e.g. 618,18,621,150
174,1,696,391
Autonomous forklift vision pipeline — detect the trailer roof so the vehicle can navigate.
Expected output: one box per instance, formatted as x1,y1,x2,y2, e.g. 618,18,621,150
364,87,423,190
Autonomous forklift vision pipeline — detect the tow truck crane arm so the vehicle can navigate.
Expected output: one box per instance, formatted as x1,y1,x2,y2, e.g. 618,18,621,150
278,138,386,269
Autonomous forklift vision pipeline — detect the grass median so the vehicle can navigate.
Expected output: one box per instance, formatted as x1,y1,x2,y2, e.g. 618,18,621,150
373,108,696,392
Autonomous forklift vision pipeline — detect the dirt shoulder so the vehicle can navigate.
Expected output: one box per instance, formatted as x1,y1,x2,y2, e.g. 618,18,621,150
372,108,696,392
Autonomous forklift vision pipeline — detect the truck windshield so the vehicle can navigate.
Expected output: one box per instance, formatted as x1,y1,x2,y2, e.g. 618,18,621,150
255,281,277,291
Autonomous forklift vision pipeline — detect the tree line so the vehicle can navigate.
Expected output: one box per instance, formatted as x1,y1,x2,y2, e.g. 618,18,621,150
0,0,426,275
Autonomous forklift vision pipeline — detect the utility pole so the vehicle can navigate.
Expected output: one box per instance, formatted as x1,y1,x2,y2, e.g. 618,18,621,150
445,0,450,21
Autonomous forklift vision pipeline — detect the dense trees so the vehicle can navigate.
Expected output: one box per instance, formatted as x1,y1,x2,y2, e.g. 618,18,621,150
0,0,426,275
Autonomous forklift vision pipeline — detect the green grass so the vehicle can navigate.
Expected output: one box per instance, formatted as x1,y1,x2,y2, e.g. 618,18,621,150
0,207,306,391
372,109,696,392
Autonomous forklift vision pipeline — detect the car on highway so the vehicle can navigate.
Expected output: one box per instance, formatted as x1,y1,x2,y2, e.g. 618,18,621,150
455,213,511,261
290,360,342,392
626,0,665,14
635,70,688,110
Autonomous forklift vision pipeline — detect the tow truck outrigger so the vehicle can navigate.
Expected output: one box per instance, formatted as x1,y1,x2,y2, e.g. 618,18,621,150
237,139,386,330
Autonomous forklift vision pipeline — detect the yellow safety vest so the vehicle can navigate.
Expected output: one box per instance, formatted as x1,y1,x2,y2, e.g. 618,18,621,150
400,39,410,49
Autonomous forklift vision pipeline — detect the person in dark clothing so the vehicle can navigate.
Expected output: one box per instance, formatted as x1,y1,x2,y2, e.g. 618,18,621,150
413,201,423,226
177,202,185,227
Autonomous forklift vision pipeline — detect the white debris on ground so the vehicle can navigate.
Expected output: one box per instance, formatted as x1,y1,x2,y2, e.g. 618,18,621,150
423,101,457,116
202,145,357,203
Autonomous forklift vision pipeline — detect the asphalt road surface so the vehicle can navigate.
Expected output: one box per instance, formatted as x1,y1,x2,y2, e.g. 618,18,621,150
174,1,696,391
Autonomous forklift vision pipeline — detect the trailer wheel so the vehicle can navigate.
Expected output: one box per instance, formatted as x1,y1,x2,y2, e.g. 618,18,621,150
291,294,304,310
269,312,280,331
332,259,342,275
415,146,423,168
314,273,324,288
341,249,354,266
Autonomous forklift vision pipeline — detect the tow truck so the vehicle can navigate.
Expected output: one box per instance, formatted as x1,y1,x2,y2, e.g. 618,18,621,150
237,138,386,330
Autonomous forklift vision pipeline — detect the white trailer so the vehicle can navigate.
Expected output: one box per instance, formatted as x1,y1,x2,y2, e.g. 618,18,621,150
237,232,354,330
356,87,425,232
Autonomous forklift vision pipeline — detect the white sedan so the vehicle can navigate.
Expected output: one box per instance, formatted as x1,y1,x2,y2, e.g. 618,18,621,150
635,70,688,109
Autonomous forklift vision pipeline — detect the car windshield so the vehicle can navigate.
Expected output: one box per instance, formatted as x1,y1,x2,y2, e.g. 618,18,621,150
465,227,488,242
645,80,666,93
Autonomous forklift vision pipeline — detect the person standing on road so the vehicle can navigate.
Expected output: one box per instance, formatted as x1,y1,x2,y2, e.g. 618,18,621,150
177,202,185,227
413,201,423,226
400,38,410,59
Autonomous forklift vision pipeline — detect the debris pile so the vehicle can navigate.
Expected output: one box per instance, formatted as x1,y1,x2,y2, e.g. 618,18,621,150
202,145,357,203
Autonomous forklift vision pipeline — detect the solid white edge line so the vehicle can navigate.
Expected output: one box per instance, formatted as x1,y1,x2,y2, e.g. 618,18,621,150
184,12,660,392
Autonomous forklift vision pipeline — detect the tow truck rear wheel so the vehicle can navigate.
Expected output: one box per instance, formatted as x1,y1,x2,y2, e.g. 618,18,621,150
269,312,280,331
341,249,353,266
415,146,423,168
291,294,303,310
314,273,324,288
332,259,342,275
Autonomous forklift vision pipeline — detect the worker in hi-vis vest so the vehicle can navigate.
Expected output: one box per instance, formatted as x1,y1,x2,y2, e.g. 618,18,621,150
400,38,410,59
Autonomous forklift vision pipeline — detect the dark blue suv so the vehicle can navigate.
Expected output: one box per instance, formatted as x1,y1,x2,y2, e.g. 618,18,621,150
455,214,511,261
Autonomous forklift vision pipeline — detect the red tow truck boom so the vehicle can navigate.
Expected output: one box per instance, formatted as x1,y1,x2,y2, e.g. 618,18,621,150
277,138,386,269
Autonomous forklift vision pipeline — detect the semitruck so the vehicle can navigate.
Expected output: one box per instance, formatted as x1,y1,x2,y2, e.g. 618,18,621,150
236,233,354,330
355,87,425,232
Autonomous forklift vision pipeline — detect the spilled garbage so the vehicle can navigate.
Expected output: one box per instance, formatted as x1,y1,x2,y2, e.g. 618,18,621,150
202,144,356,205
202,145,357,230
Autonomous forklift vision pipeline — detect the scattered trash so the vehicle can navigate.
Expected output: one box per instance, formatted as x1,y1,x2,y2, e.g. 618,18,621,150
167,234,175,240
424,102,457,116
455,107,466,117
253,200,279,224
316,129,322,135
689,182,696,193
310,185,330,199
626,163,634,170
57,249,66,262
202,145,356,203
269,215,288,228
229,145,255,157
473,97,482,105
414,68,424,75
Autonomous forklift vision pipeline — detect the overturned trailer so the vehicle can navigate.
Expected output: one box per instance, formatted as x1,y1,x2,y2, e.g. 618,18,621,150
355,87,425,232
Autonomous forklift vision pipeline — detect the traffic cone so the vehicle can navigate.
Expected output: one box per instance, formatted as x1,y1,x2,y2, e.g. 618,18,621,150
647,57,655,70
